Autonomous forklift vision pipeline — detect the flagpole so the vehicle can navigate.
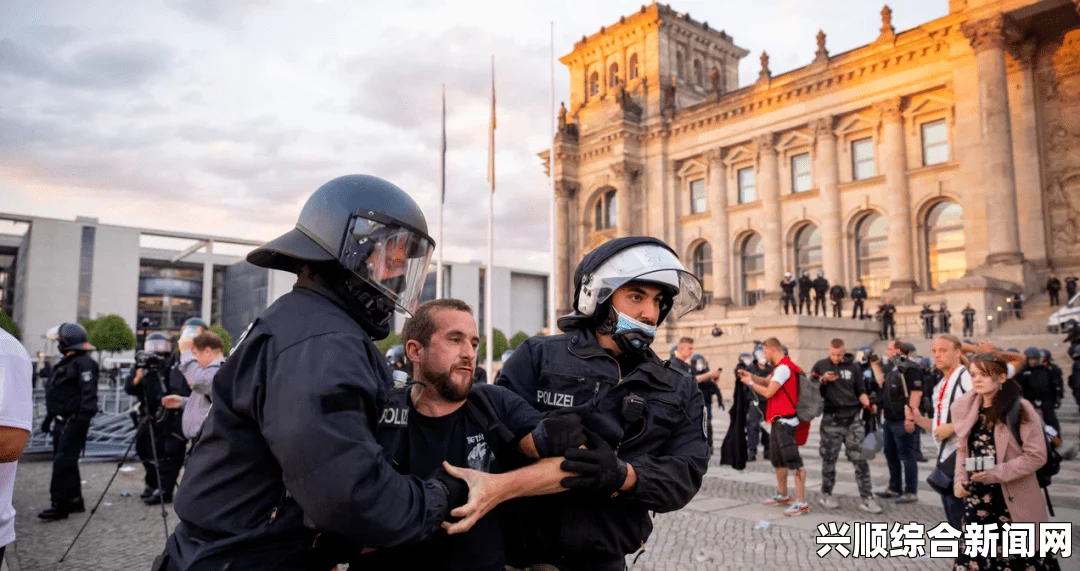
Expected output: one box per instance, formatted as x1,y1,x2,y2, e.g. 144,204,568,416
436,84,446,299
548,21,557,335
486,56,495,377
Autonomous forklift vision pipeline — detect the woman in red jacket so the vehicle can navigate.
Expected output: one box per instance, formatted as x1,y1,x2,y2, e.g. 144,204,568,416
951,354,1059,570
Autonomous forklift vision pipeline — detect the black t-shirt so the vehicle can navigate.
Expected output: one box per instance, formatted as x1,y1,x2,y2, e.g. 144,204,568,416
362,388,541,571
810,357,865,412
880,362,925,421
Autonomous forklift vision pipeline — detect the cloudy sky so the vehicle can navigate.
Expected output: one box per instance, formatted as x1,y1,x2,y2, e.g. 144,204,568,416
1,0,945,270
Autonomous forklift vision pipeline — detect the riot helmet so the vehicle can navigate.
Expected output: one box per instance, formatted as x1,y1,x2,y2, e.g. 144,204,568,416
1068,344,1080,360
855,345,873,366
690,353,709,374
1040,349,1052,363
247,175,435,323
753,346,767,366
816,269,824,278
145,332,171,355
385,344,405,367
940,303,947,310
783,271,792,280
181,317,209,340
739,352,753,367
923,303,931,309
558,236,702,354
47,323,94,353
802,270,809,278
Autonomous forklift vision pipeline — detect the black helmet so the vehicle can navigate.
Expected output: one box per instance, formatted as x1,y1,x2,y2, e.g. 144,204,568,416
48,323,94,352
145,332,170,354
183,317,209,330
1023,347,1041,360
247,175,435,318
385,344,405,366
690,353,709,373
1068,344,1080,360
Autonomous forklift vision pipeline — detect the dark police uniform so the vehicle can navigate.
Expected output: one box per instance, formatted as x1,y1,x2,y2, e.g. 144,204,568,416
125,353,190,500
813,276,829,316
780,278,797,315
962,307,976,337
496,328,709,570
829,284,846,318
938,307,951,334
744,360,773,460
356,383,543,571
797,275,813,315
166,284,455,570
920,307,936,339
671,356,721,452
850,285,867,319
44,351,98,510
1018,363,1060,433
879,303,897,340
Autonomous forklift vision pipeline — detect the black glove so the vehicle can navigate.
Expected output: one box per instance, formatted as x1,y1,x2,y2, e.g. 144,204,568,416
531,413,585,458
560,430,628,495
434,467,468,514
40,414,54,435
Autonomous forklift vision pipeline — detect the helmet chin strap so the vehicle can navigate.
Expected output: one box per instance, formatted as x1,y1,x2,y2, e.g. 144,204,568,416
596,303,656,355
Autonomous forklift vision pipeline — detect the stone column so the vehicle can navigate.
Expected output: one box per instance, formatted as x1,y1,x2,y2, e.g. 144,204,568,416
704,148,731,306
814,116,843,285
962,14,1024,265
757,134,782,298
877,98,916,301
611,161,638,237
1010,40,1046,265
554,181,577,317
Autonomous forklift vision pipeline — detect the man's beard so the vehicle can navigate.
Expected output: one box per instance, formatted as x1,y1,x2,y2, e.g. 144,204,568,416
420,364,472,402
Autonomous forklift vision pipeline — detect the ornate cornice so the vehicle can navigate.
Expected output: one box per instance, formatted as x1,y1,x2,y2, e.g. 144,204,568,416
961,14,1011,54
703,148,725,164
554,180,579,199
610,160,641,181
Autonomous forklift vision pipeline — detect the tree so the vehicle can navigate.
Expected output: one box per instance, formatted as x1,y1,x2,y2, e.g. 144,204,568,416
0,308,19,340
376,331,402,356
210,324,233,355
478,328,510,362
509,331,530,350
86,315,137,362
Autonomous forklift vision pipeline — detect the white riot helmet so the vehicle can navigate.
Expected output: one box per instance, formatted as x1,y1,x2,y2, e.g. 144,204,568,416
559,237,702,353
784,272,792,280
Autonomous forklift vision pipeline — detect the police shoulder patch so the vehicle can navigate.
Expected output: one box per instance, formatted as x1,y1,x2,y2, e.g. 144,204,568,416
81,370,94,383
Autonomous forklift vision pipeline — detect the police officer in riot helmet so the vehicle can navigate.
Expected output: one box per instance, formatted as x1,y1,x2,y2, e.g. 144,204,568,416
496,236,709,571
125,332,190,505
160,175,473,570
1017,347,1060,434
38,323,99,521
780,271,797,315
812,269,829,316
385,344,407,376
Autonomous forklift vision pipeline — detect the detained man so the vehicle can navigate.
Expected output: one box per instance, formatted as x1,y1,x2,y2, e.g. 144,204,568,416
354,299,581,571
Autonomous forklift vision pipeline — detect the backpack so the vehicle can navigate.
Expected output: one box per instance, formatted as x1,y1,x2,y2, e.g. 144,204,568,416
1005,398,1062,516
781,368,822,422
884,362,916,419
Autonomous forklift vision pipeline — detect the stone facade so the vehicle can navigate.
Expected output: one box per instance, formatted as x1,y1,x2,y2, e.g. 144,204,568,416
545,1,1080,367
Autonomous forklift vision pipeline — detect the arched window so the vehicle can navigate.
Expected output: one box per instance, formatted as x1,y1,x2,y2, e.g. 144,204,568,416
741,234,765,306
676,51,685,80
693,59,703,86
593,189,617,231
692,241,713,306
628,54,639,80
589,71,600,96
794,224,822,277
609,63,619,87
926,201,966,289
854,212,889,297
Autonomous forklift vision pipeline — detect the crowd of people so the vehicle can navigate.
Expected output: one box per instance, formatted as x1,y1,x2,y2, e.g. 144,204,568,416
0,173,1076,570
778,270,868,319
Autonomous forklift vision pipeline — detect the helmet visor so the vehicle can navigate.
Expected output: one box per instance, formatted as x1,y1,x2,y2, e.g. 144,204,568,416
589,244,703,319
339,214,435,317
145,338,170,353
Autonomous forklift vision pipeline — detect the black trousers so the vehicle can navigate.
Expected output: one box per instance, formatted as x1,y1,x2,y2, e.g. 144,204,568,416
880,319,896,340
832,301,843,318
50,417,91,506
963,320,974,338
782,295,796,314
135,414,187,496
923,319,936,339
814,296,827,316
852,300,865,319
1038,400,1061,434
1050,291,1060,305
799,296,811,314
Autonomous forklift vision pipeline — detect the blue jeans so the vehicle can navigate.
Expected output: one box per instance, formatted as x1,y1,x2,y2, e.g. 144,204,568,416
883,419,919,495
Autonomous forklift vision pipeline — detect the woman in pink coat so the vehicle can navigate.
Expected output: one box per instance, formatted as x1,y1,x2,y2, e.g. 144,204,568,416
951,354,1059,570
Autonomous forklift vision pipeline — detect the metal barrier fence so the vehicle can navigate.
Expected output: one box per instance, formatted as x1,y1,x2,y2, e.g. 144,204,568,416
27,386,140,459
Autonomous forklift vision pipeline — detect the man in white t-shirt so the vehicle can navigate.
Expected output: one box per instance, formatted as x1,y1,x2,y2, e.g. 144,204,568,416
908,334,971,530
0,328,34,562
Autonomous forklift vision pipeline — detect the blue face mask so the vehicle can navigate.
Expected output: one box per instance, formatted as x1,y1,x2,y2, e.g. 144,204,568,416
614,311,657,338
611,310,657,353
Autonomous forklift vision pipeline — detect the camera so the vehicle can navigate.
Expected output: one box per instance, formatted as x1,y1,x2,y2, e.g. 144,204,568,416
965,456,995,472
135,350,168,371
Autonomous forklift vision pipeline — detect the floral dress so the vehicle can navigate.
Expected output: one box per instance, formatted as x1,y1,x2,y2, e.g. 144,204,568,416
953,409,1059,571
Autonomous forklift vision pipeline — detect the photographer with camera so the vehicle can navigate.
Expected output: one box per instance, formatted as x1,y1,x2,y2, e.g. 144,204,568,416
160,331,226,440
125,332,190,505
37,323,99,521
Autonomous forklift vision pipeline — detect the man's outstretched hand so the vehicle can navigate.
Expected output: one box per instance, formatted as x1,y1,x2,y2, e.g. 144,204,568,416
441,457,573,536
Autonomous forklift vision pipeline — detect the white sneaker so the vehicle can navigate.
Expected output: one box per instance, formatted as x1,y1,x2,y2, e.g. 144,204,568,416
784,501,810,517
819,494,839,509
859,498,883,514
